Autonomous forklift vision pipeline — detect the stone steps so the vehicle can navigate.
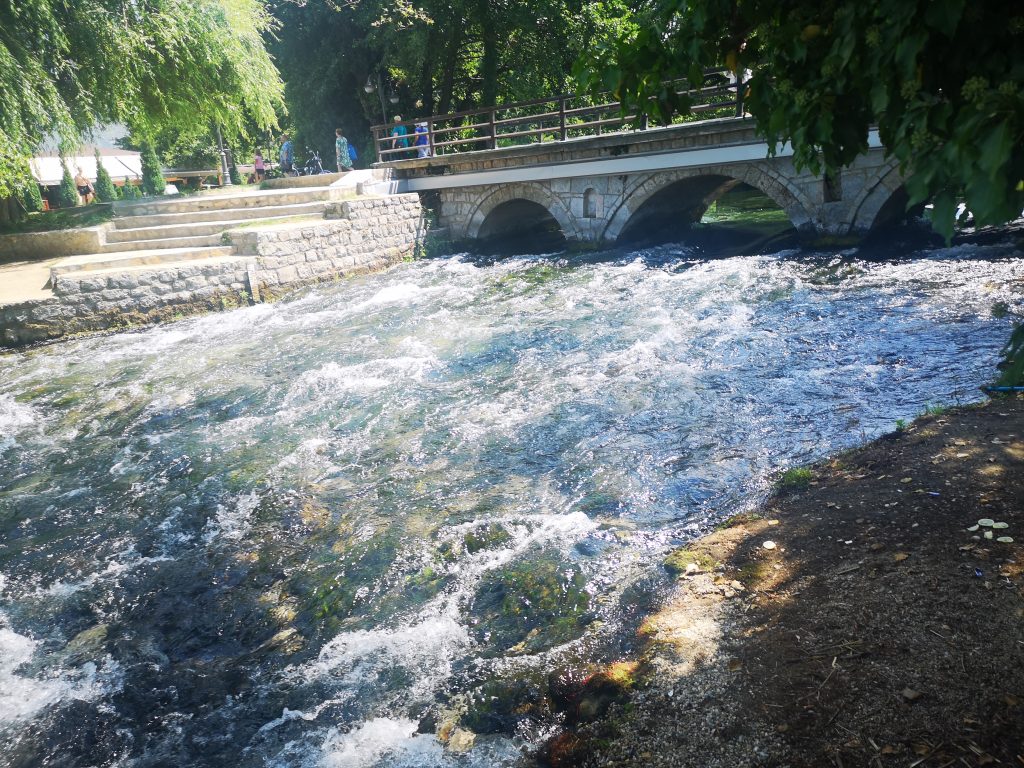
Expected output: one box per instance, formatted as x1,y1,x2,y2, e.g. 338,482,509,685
112,200,327,229
113,186,337,217
51,246,236,278
54,254,252,282
106,214,317,244
101,234,226,253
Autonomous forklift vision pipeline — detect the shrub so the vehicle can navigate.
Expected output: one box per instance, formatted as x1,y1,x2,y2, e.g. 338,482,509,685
228,155,242,185
777,467,812,491
140,141,166,196
121,182,141,200
58,161,79,208
21,177,43,213
93,150,118,203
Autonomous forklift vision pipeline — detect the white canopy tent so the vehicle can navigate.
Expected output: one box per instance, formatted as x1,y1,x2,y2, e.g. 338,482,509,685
30,147,142,186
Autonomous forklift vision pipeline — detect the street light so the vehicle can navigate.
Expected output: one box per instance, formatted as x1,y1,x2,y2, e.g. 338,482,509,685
216,125,232,187
364,72,388,124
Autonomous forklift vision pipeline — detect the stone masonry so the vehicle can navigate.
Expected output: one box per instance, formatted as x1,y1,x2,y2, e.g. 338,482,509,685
388,118,904,243
0,194,425,347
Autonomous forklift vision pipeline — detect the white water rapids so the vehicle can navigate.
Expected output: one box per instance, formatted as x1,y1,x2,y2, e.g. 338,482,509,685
0,241,1022,767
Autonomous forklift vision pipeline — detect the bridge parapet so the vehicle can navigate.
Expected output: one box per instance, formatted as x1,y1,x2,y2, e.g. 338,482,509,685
382,117,903,246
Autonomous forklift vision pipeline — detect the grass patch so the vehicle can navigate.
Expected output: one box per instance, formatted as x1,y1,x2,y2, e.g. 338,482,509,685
777,467,812,491
736,560,769,589
664,545,718,575
0,204,113,235
715,512,762,531
922,403,948,417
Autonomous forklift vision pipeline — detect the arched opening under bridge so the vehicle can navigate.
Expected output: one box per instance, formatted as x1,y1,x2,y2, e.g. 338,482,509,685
615,176,798,254
475,199,567,255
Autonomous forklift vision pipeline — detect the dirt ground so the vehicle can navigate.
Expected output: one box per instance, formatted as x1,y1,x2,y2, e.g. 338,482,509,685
555,396,1024,767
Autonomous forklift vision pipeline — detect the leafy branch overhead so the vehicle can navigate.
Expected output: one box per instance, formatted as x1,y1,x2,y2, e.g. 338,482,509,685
0,0,285,197
576,0,1024,241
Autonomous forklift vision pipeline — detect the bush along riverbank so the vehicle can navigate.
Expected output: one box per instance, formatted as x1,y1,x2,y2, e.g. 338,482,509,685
543,396,1024,768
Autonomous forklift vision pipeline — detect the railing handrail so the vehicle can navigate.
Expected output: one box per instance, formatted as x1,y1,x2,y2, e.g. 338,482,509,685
371,67,744,163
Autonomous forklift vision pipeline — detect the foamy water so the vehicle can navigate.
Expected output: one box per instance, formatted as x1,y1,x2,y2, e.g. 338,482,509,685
0,243,1022,766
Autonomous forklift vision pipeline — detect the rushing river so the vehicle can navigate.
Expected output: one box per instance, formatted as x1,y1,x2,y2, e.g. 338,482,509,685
1,240,1022,767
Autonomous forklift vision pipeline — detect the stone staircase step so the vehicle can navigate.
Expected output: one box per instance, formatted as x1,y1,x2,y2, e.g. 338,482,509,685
113,200,327,229
54,254,253,282
107,213,315,244
113,186,338,217
51,246,237,278
101,234,226,253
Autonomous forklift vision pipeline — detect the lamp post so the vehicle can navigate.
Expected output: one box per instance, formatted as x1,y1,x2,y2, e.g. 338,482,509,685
216,125,232,187
364,74,389,124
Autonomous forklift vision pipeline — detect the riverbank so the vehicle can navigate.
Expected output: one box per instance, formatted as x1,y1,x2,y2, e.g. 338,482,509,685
557,396,1024,767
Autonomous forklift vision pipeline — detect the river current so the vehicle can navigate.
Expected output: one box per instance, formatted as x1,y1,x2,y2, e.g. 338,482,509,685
1,240,1022,767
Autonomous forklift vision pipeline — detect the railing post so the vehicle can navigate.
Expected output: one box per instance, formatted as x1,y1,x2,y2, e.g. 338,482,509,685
428,121,435,157
489,109,497,150
735,73,744,117
374,127,383,164
559,98,567,141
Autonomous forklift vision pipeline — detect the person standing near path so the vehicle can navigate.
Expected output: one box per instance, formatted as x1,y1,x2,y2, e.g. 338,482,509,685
74,167,94,205
279,133,294,174
390,116,409,158
254,150,265,182
335,129,352,172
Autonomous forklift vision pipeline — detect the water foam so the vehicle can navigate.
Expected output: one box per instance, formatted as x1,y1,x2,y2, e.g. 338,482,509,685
0,614,119,726
0,393,38,451
319,718,442,768
202,490,262,544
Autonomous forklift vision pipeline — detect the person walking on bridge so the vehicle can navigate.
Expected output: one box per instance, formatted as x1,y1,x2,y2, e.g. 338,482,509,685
390,116,409,159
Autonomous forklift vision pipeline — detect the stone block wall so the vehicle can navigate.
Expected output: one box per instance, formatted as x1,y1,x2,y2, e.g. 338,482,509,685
0,224,110,260
1,260,254,346
0,194,426,348
230,194,425,295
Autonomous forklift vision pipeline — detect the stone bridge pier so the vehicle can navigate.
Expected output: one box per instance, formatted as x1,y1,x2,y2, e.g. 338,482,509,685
384,118,908,247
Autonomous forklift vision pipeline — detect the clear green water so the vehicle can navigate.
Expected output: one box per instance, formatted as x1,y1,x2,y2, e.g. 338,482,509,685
0,241,1022,767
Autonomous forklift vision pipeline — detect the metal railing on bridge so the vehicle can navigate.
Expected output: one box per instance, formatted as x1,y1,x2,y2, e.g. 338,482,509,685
371,68,745,164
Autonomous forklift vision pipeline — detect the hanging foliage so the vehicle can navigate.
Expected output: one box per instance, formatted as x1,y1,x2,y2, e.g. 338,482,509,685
0,0,285,198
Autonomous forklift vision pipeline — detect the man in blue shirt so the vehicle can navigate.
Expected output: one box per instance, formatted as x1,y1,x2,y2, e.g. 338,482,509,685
280,133,294,173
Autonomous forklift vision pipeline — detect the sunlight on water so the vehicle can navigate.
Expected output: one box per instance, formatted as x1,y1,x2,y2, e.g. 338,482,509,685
1,242,1022,767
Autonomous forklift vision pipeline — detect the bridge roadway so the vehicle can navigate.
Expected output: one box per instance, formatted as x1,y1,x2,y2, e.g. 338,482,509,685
376,117,905,246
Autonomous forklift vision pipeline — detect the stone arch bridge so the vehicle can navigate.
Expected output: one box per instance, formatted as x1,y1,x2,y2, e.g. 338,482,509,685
378,117,906,246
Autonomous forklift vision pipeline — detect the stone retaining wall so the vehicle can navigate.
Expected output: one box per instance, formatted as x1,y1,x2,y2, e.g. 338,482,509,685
229,195,424,296
0,194,426,347
0,223,111,260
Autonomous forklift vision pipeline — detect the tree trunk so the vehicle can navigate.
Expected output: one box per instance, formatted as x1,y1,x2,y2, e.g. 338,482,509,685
477,0,498,107
419,26,439,116
437,24,463,115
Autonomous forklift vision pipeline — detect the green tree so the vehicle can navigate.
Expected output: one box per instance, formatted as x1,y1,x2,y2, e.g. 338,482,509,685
0,0,285,201
140,142,166,197
268,0,625,165
21,174,43,213
577,0,1024,241
229,154,242,185
58,162,79,208
93,150,118,203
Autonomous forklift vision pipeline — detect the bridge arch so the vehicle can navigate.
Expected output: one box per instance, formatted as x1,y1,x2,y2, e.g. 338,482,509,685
602,164,814,244
846,161,910,232
466,183,580,243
